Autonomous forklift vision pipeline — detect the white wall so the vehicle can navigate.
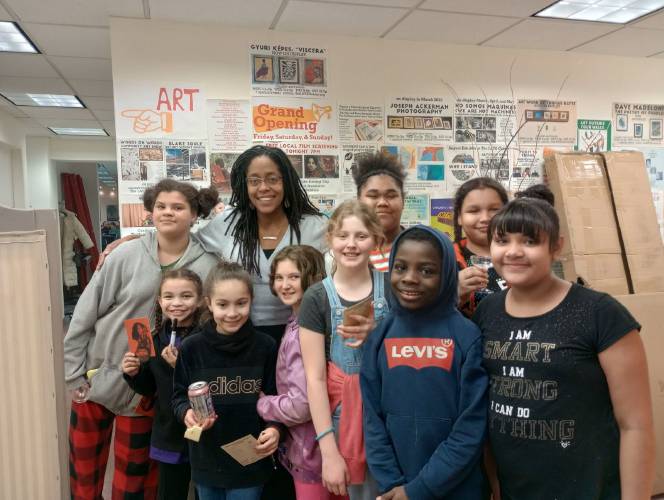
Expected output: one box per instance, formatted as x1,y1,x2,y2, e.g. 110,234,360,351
0,143,13,206
26,137,57,210
110,18,664,120
0,108,28,208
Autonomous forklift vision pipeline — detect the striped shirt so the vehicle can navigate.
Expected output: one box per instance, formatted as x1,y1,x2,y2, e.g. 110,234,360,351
369,245,391,272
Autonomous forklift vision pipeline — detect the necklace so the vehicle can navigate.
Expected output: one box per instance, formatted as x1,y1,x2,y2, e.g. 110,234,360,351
259,218,288,241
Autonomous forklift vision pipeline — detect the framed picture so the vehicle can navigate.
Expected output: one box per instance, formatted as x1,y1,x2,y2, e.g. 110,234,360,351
403,116,414,129
303,59,325,85
387,116,403,128
634,122,643,138
650,119,662,139
252,56,275,83
616,113,628,132
278,58,299,84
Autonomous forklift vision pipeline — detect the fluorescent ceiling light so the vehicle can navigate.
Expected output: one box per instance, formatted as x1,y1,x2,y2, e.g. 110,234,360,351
49,127,108,136
535,0,664,22
0,22,38,53
0,92,84,107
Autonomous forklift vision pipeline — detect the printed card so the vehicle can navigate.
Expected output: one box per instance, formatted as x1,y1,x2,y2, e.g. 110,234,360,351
124,317,155,362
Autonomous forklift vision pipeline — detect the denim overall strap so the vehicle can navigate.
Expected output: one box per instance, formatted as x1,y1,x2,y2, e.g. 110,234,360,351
371,269,388,322
323,276,364,375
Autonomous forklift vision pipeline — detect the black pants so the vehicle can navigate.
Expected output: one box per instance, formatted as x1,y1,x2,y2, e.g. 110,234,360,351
157,461,191,500
260,459,295,500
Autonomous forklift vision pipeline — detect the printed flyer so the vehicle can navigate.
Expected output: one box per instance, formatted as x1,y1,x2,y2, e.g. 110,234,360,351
207,99,252,152
430,198,454,240
386,96,453,143
576,119,611,152
613,103,664,147
338,104,384,143
251,97,336,143
509,148,545,193
402,194,430,226
454,98,516,146
340,144,378,193
115,83,206,139
381,144,446,194
515,99,577,146
250,43,327,97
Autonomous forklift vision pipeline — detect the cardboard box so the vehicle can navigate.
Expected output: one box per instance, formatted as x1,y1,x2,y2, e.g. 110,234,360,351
545,152,629,295
602,152,664,293
615,293,664,495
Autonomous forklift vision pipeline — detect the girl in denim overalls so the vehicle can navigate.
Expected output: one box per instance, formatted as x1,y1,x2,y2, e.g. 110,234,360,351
299,200,390,500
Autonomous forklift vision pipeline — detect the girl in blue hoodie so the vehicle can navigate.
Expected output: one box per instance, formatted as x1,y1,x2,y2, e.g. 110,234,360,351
361,225,488,500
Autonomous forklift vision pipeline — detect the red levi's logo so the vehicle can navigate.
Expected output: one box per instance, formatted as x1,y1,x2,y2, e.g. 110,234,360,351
385,338,454,371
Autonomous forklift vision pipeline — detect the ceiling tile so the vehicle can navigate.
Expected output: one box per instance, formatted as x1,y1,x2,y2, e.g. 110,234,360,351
0,105,28,117
23,24,111,58
631,10,664,29
386,10,519,44
34,117,102,128
150,0,282,28
6,0,143,26
484,18,618,51
311,0,420,6
89,108,114,120
78,96,113,109
48,56,112,80
652,50,664,57
278,1,407,37
0,53,60,78
572,27,664,57
101,120,115,135
20,107,95,119
0,76,72,93
420,0,554,18
69,79,113,97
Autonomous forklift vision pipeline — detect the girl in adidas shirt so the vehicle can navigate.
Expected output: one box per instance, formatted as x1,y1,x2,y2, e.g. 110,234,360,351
172,261,280,500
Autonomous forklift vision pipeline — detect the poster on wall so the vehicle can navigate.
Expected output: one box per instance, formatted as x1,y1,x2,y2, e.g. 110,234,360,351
385,96,453,144
207,99,252,152
251,97,336,143
262,141,341,195
115,83,206,139
509,148,545,193
612,103,664,147
444,144,511,190
380,144,446,194
576,119,611,152
454,98,515,146
209,152,239,195
340,144,379,193
338,104,384,143
638,148,664,242
402,194,430,226
430,198,454,240
515,100,577,146
250,43,327,97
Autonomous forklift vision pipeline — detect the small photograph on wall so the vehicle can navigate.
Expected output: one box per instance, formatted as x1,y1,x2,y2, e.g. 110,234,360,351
139,147,163,162
121,148,140,181
476,130,497,142
650,119,663,139
165,148,191,180
303,59,325,85
304,155,339,178
634,122,643,139
355,119,383,141
189,148,207,181
253,56,275,83
417,163,444,181
210,153,236,193
278,58,300,84
288,155,304,177
387,116,404,129
616,113,628,132
418,147,444,163
403,116,415,129
121,203,153,228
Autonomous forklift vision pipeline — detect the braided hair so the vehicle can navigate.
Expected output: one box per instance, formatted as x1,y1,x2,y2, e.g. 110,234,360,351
224,145,321,277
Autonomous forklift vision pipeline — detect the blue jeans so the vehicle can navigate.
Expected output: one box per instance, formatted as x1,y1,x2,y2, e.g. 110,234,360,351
196,484,263,500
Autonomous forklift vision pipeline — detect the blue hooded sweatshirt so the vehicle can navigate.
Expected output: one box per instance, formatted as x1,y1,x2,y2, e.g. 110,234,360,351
360,225,488,500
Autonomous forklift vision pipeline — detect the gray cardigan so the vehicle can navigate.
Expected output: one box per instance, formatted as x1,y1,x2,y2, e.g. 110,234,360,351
195,207,327,326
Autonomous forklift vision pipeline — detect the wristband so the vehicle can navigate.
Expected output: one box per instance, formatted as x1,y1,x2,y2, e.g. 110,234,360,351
315,426,334,441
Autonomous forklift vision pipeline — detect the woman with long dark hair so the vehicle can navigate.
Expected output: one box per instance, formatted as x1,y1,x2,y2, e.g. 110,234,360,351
196,145,326,342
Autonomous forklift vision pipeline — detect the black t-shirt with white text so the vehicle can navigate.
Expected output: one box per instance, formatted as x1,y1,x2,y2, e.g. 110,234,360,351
473,284,640,500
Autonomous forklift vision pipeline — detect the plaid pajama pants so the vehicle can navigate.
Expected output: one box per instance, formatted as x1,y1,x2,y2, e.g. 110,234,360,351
69,400,158,500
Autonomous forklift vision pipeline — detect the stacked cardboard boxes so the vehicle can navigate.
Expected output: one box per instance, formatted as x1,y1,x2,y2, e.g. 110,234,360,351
545,151,664,294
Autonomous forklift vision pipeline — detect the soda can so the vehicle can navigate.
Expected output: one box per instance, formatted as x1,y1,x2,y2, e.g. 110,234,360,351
188,381,215,421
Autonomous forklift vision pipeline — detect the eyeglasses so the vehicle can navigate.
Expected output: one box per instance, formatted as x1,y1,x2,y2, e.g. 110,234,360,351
246,175,283,188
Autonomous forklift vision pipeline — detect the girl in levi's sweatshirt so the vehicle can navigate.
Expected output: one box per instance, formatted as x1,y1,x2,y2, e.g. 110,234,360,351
257,245,340,500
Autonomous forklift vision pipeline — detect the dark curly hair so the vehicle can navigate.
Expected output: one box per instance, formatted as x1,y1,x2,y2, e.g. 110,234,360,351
453,177,508,243
142,179,218,218
223,145,321,277
515,184,555,207
353,152,406,197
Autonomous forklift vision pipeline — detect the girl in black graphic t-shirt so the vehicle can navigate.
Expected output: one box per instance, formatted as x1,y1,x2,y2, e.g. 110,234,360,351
473,198,655,500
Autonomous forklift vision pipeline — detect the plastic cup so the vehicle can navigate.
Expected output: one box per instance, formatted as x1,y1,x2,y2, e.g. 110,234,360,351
469,255,493,294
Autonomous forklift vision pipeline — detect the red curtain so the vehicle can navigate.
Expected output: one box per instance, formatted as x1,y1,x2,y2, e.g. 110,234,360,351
61,173,99,288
